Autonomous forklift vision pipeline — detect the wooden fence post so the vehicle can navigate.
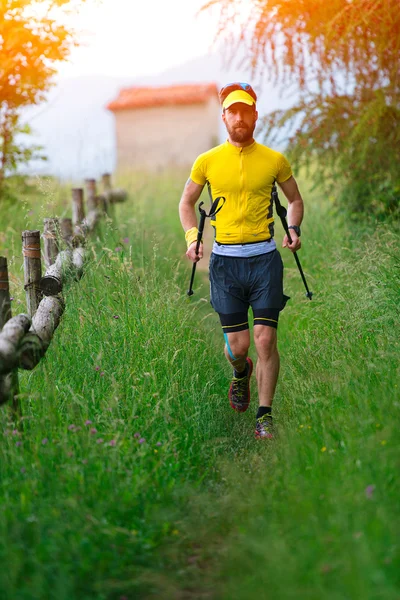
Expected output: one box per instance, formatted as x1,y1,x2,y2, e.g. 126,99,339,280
72,188,85,228
0,257,20,412
102,172,128,205
102,173,112,193
60,218,73,247
42,218,60,268
97,193,109,216
100,173,114,218
0,257,11,327
72,188,87,243
85,179,98,212
22,230,42,318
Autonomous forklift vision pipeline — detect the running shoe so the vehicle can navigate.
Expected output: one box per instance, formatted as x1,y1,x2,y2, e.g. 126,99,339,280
255,414,274,439
229,357,253,413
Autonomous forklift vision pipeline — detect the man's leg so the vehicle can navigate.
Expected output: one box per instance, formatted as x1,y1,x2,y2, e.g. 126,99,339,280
223,328,253,413
253,325,279,407
252,324,278,439
208,252,253,413
224,329,251,372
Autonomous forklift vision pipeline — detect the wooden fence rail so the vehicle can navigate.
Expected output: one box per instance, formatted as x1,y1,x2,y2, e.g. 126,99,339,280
0,173,127,409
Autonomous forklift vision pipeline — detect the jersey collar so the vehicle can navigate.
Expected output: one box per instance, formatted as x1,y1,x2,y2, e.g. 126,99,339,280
224,140,257,154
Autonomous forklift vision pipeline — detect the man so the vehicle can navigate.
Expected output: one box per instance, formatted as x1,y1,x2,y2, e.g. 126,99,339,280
178,82,304,439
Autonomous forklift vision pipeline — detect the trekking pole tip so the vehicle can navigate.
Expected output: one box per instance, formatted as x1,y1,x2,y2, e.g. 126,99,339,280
306,291,313,300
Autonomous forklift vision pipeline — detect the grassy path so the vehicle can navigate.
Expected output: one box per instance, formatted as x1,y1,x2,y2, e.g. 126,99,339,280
0,173,399,599
152,177,400,600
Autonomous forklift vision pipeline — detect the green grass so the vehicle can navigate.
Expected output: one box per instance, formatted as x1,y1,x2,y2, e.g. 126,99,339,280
0,172,399,599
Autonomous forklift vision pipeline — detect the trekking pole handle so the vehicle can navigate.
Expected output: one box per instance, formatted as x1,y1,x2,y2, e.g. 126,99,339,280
272,185,293,241
195,206,207,254
272,184,313,300
186,196,225,297
190,197,225,269
187,204,206,297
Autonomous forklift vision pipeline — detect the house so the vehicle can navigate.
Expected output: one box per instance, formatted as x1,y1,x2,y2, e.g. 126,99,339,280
106,83,221,172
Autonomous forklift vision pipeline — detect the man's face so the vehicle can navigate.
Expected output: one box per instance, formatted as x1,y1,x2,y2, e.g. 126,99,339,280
222,103,258,144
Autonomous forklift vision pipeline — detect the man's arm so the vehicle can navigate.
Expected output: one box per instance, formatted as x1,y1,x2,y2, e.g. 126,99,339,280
278,176,304,252
179,178,205,262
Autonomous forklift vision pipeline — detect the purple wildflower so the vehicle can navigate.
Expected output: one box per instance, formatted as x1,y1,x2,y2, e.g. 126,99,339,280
113,315,120,319
96,438,104,444
42,438,48,445
100,371,105,376
68,424,76,431
156,442,162,447
109,439,116,447
123,237,129,243
115,246,122,252
90,428,97,435
10,297,14,301
138,437,146,444
15,441,22,447
95,366,100,371
134,432,140,438
12,429,19,436
365,484,375,499
85,420,92,426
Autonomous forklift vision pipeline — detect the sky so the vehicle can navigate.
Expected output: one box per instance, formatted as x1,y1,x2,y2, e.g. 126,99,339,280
58,0,228,79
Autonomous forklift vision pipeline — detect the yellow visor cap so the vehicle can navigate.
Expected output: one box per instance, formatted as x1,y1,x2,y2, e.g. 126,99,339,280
222,90,255,109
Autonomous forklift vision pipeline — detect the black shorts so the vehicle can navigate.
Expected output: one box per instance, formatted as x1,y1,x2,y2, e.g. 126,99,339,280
209,250,289,332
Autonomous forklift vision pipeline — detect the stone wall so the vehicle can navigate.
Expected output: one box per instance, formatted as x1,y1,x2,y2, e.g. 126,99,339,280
113,96,220,171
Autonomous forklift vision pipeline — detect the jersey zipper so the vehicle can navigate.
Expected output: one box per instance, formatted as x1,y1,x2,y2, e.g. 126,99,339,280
239,148,244,242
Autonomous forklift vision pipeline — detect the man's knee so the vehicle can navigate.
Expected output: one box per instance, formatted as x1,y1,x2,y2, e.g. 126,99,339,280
225,330,250,359
254,325,277,357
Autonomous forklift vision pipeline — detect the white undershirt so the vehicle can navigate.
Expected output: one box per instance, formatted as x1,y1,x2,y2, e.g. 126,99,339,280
212,239,276,258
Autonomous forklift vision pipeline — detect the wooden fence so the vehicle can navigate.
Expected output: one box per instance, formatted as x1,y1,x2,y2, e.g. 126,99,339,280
0,173,127,410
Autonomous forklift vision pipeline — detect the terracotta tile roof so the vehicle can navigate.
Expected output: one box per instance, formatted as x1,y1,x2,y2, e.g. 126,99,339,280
107,83,219,111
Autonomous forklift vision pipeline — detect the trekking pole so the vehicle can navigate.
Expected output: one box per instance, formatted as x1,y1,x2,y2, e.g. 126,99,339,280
187,196,225,297
272,183,313,300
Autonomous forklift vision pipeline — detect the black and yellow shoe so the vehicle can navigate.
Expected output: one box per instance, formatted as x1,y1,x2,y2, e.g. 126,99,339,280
228,357,253,413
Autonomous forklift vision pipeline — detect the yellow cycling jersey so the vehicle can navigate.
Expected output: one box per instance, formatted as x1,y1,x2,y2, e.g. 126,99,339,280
190,140,292,244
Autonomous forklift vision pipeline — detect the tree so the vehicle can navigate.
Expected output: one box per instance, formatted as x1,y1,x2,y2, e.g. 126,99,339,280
0,0,86,197
203,0,400,216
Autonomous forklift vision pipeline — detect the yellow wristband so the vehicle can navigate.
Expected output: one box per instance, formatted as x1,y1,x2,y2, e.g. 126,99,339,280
185,227,201,249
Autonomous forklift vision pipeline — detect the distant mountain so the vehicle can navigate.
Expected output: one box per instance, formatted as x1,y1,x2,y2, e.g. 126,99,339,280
21,51,297,180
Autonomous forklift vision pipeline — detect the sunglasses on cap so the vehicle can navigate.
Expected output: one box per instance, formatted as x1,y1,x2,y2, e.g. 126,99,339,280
219,82,257,103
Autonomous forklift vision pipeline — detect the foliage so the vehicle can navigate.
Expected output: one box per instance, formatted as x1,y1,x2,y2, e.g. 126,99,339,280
262,89,400,217
203,0,400,216
0,0,87,196
0,116,46,200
